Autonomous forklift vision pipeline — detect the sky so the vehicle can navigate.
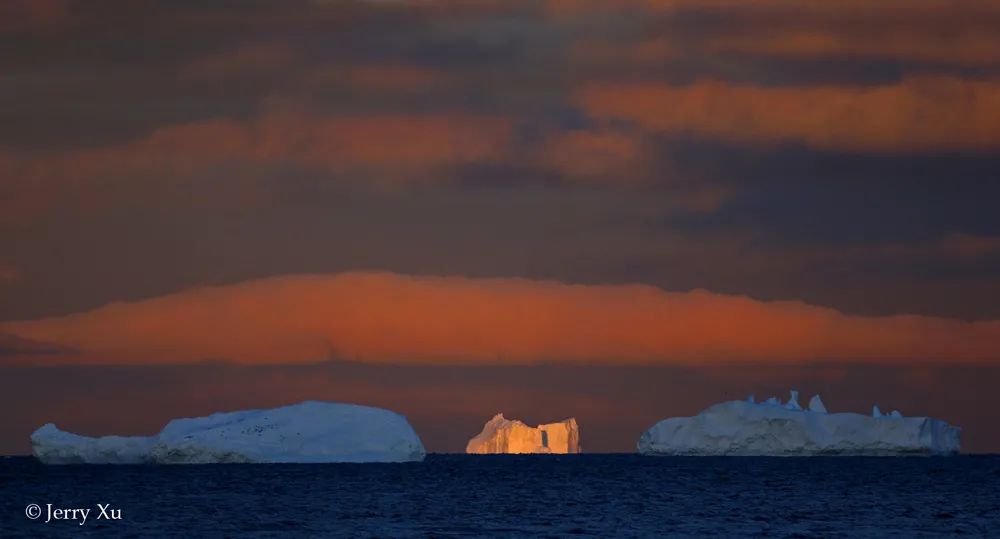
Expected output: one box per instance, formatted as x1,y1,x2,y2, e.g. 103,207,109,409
1,0,1000,454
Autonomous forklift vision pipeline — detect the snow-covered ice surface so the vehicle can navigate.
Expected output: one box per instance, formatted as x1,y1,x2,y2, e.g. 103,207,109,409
466,414,581,454
638,391,960,456
31,401,426,464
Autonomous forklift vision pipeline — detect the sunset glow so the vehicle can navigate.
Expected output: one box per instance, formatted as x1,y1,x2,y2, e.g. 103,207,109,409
4,272,1000,366
1,0,999,455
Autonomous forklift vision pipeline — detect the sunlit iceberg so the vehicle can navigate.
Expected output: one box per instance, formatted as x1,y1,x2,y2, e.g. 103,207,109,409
466,414,581,454
638,391,960,456
32,401,426,464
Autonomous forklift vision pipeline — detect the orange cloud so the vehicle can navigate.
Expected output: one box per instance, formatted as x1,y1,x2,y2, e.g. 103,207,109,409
0,109,515,225
553,0,1000,67
573,28,1000,70
577,77,1000,152
863,234,1000,260
6,109,514,183
303,64,452,92
545,0,1000,18
570,37,677,68
3,272,999,366
541,129,646,181
708,31,1000,66
939,234,1000,258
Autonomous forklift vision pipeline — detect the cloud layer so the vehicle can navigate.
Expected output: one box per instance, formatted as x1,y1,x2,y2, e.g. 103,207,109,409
4,272,999,366
579,78,1000,152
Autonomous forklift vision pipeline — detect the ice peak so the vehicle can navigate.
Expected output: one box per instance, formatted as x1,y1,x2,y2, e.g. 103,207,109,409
784,390,802,411
872,405,883,418
808,395,827,413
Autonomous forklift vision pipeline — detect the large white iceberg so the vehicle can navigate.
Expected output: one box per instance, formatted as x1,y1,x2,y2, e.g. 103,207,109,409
32,401,426,464
466,414,581,454
638,391,960,456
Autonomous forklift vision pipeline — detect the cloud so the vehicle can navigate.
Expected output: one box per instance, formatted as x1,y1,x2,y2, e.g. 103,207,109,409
553,0,1000,78
540,129,647,182
181,43,295,80
302,64,452,92
36,109,513,177
0,264,19,284
577,77,1000,152
0,0,73,34
0,100,734,227
0,333,65,357
869,234,1000,260
937,234,1000,258
3,272,999,366
707,30,1000,66
0,109,515,223
571,29,1000,73
799,234,1000,264
544,0,1000,19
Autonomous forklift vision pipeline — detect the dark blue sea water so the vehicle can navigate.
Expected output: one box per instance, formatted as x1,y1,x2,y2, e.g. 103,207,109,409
2,455,999,538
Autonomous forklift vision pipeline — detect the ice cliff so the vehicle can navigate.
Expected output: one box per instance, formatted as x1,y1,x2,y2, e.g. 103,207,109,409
32,401,426,464
638,391,960,456
466,414,581,454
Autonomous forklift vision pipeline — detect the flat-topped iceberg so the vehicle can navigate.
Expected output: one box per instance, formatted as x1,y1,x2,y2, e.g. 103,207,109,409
638,391,960,456
466,414,581,454
32,401,426,464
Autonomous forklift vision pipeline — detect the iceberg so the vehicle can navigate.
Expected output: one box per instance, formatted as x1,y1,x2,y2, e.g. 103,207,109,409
32,401,426,464
637,391,960,456
466,414,581,454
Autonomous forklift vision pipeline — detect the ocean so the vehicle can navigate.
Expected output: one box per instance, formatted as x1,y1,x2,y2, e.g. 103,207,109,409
3,455,998,537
